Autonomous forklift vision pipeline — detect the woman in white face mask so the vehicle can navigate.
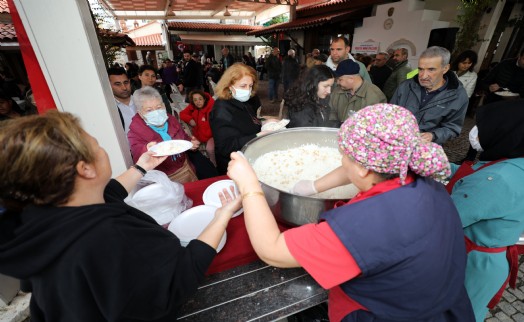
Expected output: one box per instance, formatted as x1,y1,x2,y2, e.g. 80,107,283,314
446,99,524,322
210,63,266,174
128,86,218,183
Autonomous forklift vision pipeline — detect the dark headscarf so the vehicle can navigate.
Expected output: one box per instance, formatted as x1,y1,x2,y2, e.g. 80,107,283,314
477,99,524,161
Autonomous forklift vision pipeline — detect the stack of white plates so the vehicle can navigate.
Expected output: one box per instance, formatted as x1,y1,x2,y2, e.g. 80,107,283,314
202,180,243,218
168,205,227,252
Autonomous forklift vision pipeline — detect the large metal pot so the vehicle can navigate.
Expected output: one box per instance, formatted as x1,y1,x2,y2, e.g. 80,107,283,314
242,127,348,226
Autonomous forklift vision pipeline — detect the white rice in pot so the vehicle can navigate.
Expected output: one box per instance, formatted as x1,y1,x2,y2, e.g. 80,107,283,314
252,144,359,199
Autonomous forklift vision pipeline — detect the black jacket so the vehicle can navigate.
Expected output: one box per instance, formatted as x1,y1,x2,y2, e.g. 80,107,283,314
482,58,524,103
0,180,215,322
265,55,282,80
220,54,235,70
182,59,203,87
210,96,262,174
370,65,392,90
287,100,338,128
282,56,300,83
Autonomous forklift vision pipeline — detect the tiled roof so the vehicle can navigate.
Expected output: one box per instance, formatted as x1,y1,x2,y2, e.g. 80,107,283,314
0,0,9,14
130,33,163,46
0,23,16,42
297,0,395,17
167,22,262,33
247,11,354,36
297,0,350,12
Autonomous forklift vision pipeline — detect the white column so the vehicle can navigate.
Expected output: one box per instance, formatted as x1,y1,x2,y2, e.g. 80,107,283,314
475,0,506,71
13,0,131,175
162,21,173,60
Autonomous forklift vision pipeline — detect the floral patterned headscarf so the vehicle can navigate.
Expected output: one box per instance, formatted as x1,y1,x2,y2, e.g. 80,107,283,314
338,104,451,184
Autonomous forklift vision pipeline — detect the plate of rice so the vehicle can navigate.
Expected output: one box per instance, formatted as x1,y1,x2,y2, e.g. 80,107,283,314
149,140,193,156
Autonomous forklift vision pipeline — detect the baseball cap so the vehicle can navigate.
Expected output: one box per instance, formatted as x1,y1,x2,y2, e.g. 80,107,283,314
335,59,360,77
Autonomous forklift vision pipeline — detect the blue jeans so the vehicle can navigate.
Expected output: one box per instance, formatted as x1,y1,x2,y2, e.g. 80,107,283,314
268,78,279,101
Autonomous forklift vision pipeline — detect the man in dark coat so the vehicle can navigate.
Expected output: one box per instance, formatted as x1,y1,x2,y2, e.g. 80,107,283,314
220,47,235,70
482,48,524,104
282,49,300,93
179,50,203,102
390,46,468,145
265,47,282,103
369,52,392,91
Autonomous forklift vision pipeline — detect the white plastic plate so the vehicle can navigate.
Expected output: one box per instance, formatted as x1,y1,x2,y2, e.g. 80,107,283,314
202,180,243,218
149,140,192,156
167,205,227,252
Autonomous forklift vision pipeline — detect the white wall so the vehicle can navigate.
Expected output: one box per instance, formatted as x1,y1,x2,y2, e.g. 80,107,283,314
424,0,461,26
473,0,506,70
126,21,162,38
492,1,521,63
255,5,290,25
14,0,131,174
353,0,450,68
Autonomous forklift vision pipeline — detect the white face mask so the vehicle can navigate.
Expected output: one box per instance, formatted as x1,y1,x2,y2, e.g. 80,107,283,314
231,87,251,102
469,125,483,152
143,109,168,127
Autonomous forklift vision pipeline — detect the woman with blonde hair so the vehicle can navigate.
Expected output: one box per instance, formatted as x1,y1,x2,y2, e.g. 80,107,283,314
210,62,265,174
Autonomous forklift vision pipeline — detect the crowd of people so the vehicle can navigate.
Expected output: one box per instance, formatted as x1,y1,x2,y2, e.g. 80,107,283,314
1,38,524,322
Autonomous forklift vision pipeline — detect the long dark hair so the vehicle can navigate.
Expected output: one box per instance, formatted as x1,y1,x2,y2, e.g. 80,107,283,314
451,50,478,72
284,64,335,112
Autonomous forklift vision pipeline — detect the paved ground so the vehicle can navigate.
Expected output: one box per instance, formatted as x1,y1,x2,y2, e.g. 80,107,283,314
1,80,522,322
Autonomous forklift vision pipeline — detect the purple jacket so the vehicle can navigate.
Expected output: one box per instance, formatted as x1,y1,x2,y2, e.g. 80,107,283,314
128,114,191,176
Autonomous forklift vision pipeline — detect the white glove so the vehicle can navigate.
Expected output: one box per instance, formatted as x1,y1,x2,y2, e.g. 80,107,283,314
291,180,317,196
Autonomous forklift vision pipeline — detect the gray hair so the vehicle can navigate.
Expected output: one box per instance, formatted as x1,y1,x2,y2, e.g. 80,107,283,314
288,49,295,56
132,86,164,112
377,51,389,59
420,46,451,66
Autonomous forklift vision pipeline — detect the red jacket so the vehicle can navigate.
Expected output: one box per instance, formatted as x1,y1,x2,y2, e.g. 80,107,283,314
179,92,214,143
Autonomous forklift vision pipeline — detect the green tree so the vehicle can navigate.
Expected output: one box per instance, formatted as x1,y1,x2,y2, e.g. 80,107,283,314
453,0,498,56
262,14,289,47
88,0,124,67
263,13,289,27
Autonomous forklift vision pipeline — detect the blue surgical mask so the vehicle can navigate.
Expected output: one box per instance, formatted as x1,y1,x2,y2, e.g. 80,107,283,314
232,87,251,102
143,109,168,127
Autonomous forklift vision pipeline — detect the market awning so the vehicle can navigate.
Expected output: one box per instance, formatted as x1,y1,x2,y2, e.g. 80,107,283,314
178,34,265,46
168,22,262,33
247,10,366,37
248,0,395,37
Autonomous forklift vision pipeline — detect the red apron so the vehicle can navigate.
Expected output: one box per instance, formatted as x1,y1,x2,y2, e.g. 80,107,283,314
446,160,518,308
